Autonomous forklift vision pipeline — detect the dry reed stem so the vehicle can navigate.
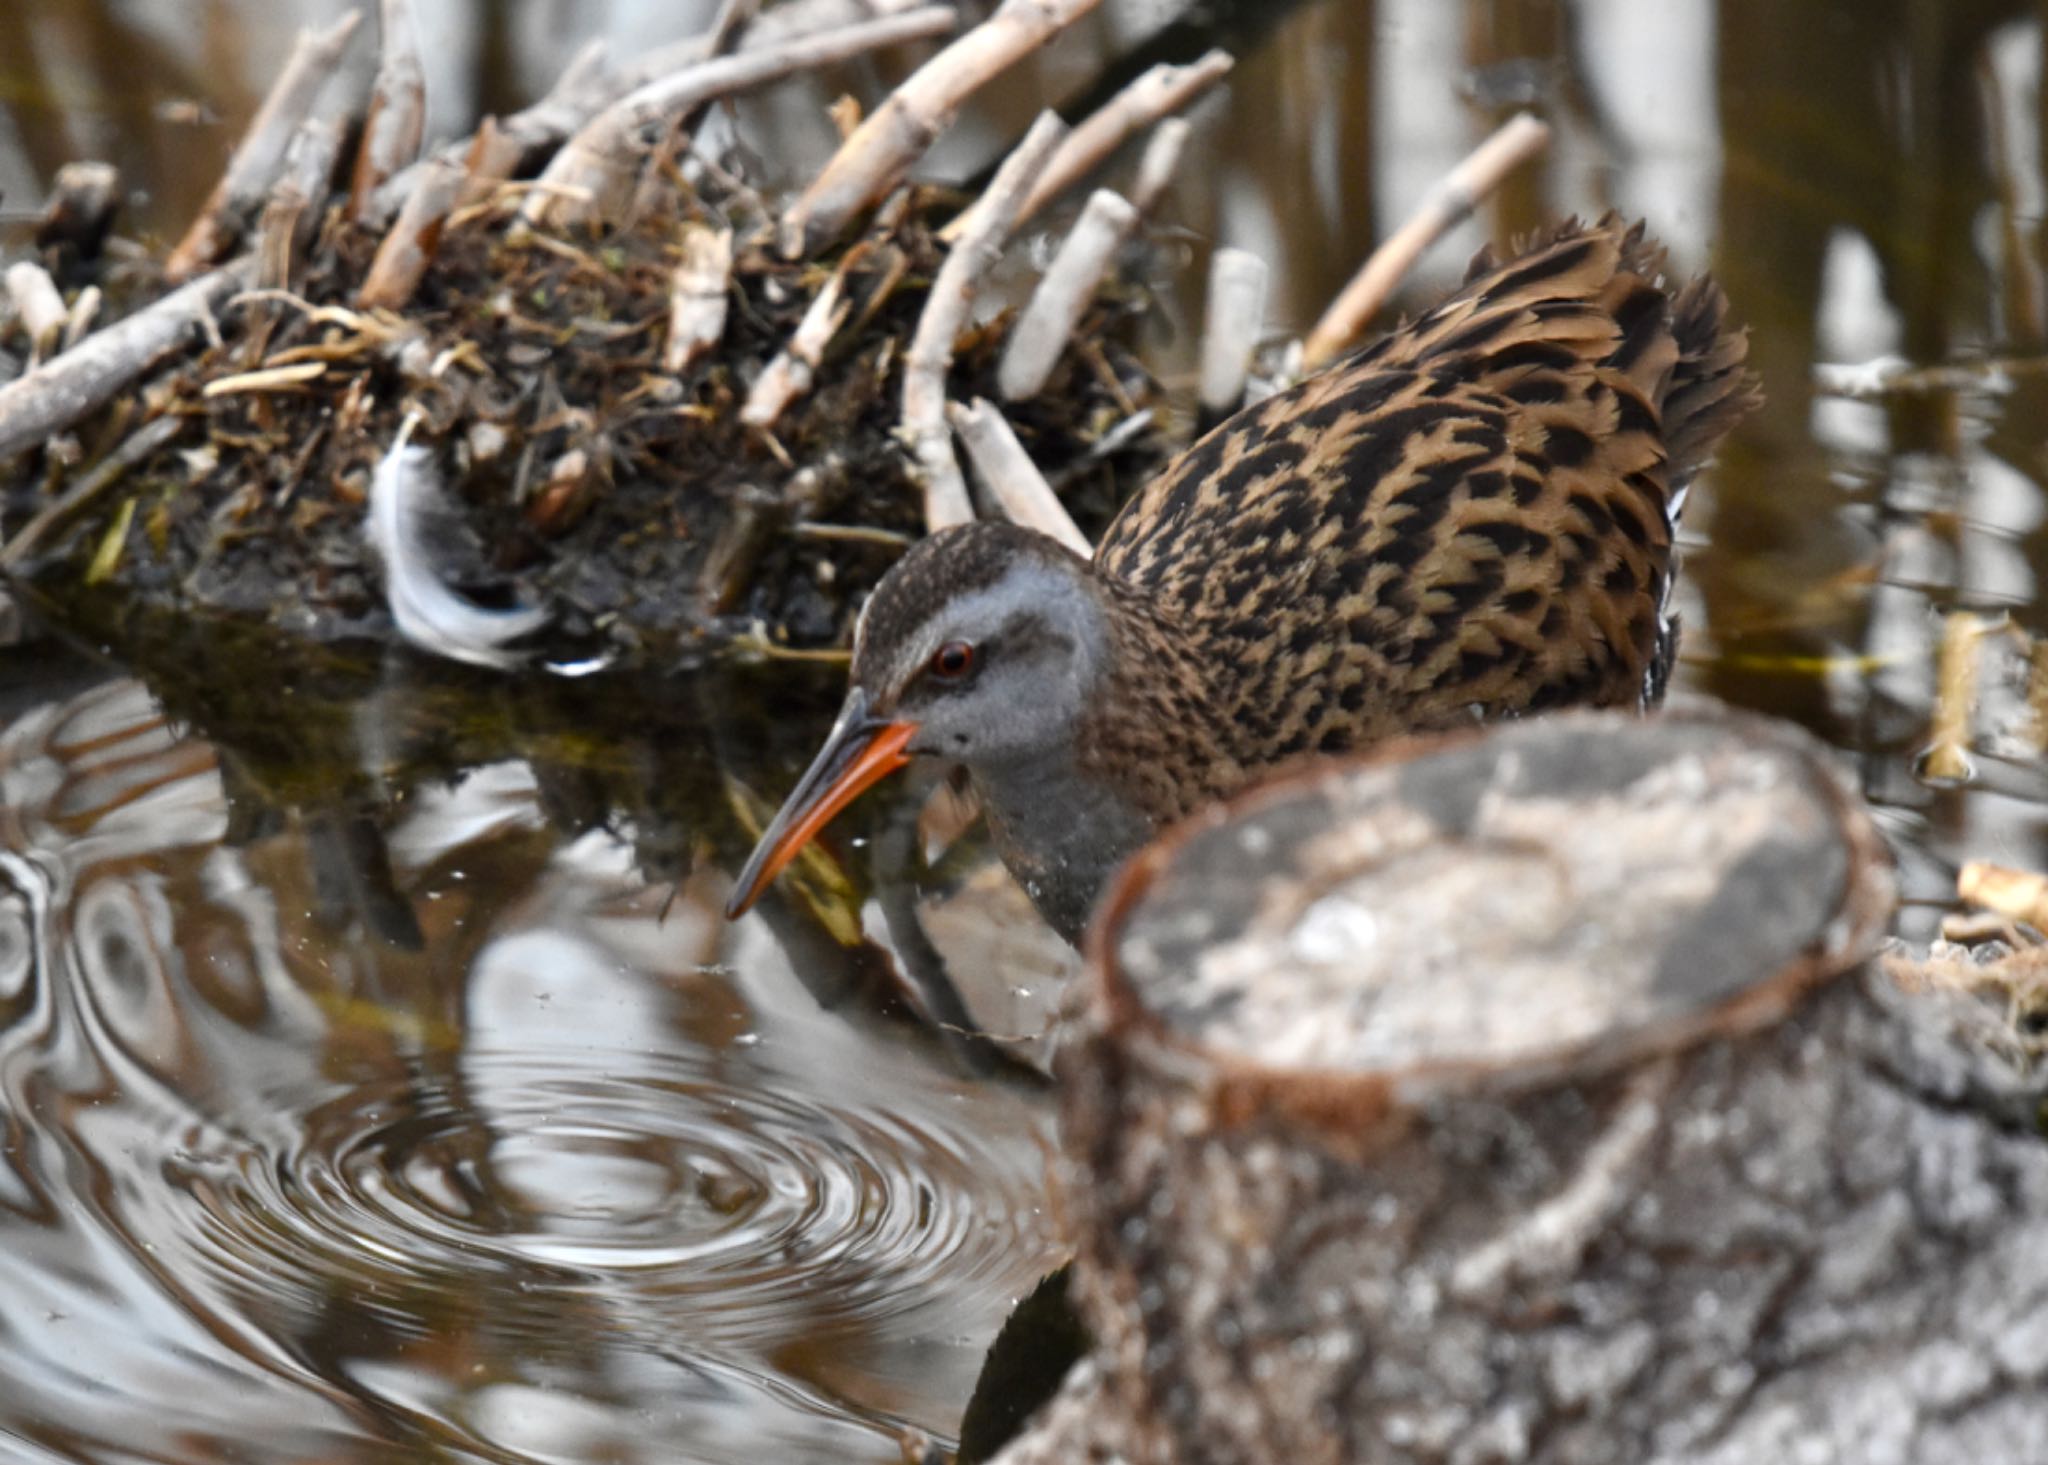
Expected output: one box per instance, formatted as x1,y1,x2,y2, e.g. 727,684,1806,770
743,270,851,427
1127,115,1191,212
903,110,1068,533
945,47,1229,245
1301,111,1551,371
349,0,426,218
780,0,1107,259
1199,247,1269,416
526,7,957,230
948,397,1089,553
166,11,362,281
1922,609,1989,784
997,187,1137,402
5,263,68,359
256,116,346,288
665,224,736,375
0,259,256,465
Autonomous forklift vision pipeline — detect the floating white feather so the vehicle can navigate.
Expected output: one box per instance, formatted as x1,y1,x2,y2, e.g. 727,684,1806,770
367,433,548,670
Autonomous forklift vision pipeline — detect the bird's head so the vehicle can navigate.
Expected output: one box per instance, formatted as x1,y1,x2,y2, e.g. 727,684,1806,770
724,521,1111,918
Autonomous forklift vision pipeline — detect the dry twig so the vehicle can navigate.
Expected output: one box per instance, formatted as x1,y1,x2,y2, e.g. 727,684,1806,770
5,264,68,360
257,116,346,287
525,7,957,230
903,111,1068,532
1302,111,1551,370
349,0,426,217
61,289,101,352
358,154,468,310
945,48,1229,245
1126,115,1191,212
780,0,1106,258
744,270,851,428
665,224,736,375
948,397,1089,553
166,12,363,281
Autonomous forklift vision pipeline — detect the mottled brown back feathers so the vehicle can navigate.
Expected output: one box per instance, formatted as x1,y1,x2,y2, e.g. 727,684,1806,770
1087,214,1761,821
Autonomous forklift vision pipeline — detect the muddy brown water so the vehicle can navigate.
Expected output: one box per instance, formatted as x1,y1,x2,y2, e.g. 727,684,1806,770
3,1,2048,1462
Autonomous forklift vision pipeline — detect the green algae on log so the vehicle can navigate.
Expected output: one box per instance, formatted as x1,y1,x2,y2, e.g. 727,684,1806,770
0,0,1208,667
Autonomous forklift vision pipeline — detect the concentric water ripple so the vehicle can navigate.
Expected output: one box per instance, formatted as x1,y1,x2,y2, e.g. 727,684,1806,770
168,1044,1048,1349
0,677,1060,1462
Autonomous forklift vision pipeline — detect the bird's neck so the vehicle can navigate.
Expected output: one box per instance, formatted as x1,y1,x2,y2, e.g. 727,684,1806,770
969,749,1155,946
968,573,1242,945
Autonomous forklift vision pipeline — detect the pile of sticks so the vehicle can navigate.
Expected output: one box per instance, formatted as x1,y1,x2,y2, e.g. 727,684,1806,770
0,0,1546,658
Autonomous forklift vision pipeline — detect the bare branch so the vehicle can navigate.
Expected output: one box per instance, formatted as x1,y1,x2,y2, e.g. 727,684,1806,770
0,259,256,466
665,224,736,375
1301,111,1551,370
525,6,957,231
903,110,1068,533
945,48,1230,245
780,0,1107,259
948,396,1089,553
743,269,850,428
997,188,1137,402
166,11,363,281
349,0,426,217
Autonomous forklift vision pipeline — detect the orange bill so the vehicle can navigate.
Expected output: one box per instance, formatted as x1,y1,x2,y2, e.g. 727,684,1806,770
725,694,917,919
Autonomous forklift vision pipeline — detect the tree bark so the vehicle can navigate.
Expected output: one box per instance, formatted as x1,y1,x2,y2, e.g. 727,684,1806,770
997,703,2048,1464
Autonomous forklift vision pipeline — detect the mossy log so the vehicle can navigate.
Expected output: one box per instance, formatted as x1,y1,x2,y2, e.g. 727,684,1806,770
997,703,2048,1464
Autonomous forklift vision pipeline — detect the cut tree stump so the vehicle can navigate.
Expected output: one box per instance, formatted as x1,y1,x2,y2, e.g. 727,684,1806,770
997,702,2048,1464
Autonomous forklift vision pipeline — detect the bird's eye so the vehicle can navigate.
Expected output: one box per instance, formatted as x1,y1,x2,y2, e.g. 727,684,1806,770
928,640,977,681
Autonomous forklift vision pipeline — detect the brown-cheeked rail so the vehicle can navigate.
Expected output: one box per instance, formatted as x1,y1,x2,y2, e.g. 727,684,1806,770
726,215,1762,945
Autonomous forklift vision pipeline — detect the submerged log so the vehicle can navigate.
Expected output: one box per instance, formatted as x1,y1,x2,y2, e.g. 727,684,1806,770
997,703,2048,1464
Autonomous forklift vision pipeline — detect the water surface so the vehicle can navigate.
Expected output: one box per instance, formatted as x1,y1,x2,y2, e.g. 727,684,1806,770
4,1,2048,1461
